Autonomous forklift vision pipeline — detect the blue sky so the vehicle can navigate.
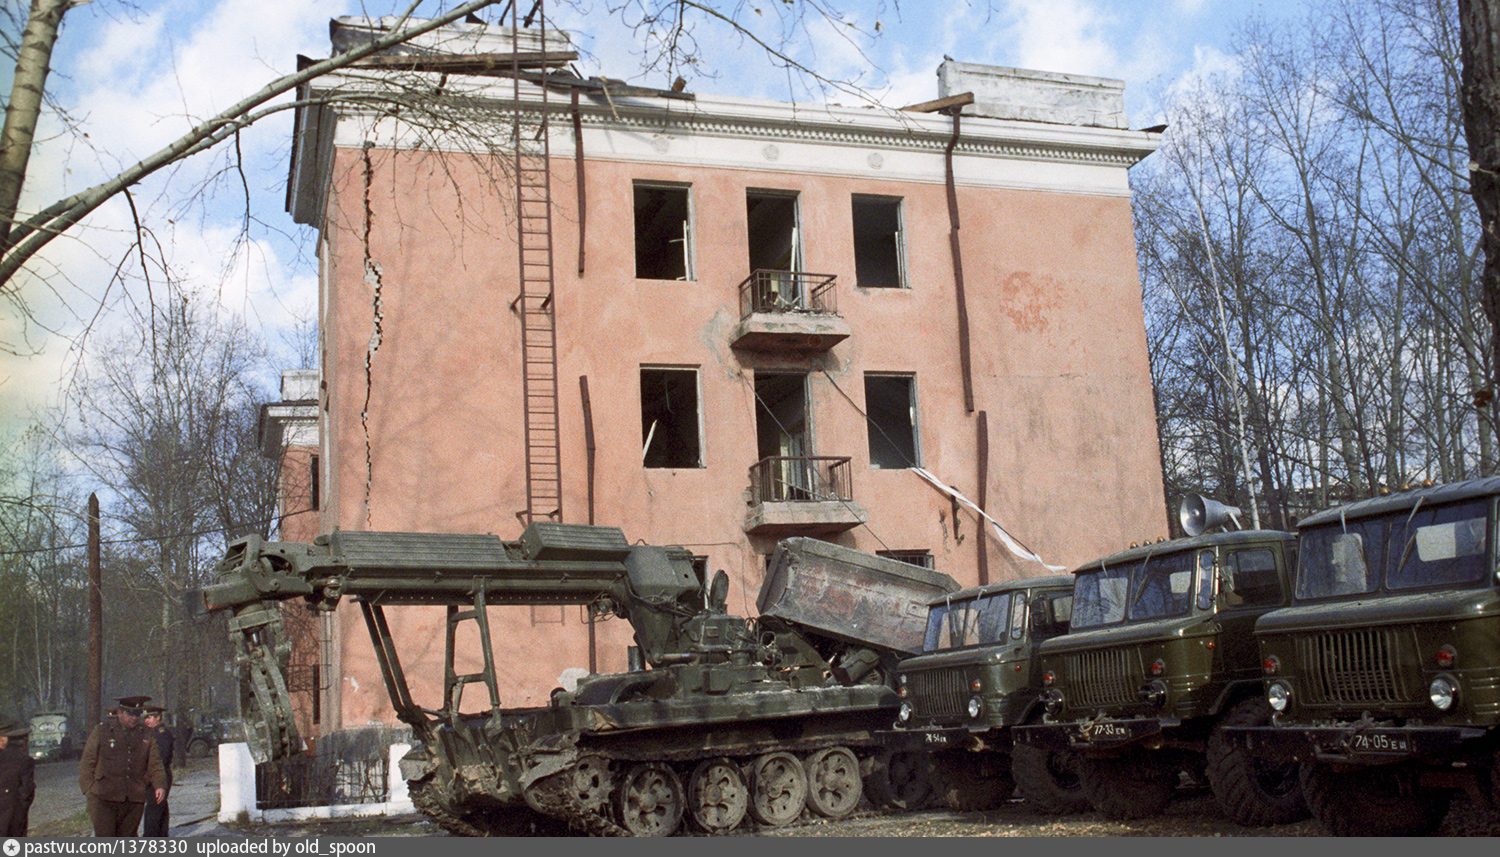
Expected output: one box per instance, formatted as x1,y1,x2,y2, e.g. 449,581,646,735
0,0,1306,427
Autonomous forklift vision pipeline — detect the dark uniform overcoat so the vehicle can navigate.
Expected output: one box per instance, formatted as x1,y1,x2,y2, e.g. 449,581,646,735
141,724,174,836
0,743,35,836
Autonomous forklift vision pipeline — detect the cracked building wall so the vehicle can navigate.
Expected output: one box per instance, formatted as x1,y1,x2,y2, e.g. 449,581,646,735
291,48,1168,729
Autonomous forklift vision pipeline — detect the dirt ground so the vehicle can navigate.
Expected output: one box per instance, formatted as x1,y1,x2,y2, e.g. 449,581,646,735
36,751,1499,838
235,784,1500,838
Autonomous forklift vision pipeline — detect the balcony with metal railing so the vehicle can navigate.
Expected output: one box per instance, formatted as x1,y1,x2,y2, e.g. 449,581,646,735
731,270,850,352
744,456,868,536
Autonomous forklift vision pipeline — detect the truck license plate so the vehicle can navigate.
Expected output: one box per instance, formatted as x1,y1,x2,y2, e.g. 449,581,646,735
1348,731,1411,753
1083,722,1130,741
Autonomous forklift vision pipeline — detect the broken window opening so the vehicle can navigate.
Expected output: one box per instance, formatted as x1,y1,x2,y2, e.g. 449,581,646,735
755,372,811,460
852,195,905,289
746,191,802,272
634,183,693,280
641,367,703,468
754,372,813,499
865,374,919,469
309,454,321,511
878,549,934,569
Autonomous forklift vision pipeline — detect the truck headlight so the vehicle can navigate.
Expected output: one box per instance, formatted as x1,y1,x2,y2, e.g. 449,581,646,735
897,701,914,723
968,696,983,719
1267,681,1290,712
1430,675,1457,711
1043,689,1064,716
1138,680,1168,708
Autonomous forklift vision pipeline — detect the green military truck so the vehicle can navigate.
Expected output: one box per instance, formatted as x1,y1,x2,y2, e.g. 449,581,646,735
1224,477,1500,836
1012,508,1308,826
26,712,71,761
891,575,1084,813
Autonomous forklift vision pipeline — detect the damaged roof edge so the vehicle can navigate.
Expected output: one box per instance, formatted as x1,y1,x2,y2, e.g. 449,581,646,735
937,60,1130,130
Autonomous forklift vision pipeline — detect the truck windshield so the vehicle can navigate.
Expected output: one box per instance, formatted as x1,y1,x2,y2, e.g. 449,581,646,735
1072,550,1196,630
1128,551,1194,620
923,592,1013,650
1071,563,1132,629
1297,499,1490,598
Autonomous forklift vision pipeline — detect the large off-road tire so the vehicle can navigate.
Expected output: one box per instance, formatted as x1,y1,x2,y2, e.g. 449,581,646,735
1205,698,1308,826
931,750,1014,811
1300,761,1451,836
1011,742,1090,815
1077,750,1177,820
862,748,935,810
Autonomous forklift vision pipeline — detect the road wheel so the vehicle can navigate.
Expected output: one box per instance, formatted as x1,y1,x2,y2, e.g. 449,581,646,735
803,747,862,818
862,748,935,810
930,750,1013,811
687,758,748,833
1206,698,1308,826
1078,750,1177,820
1011,742,1089,815
1300,761,1450,836
187,739,210,759
748,751,807,827
613,762,685,836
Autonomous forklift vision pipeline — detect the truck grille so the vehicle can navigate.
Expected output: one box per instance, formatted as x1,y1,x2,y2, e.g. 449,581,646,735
1066,648,1136,707
1297,627,1413,705
905,669,968,719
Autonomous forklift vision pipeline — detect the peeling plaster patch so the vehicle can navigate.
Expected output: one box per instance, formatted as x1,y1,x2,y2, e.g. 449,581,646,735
1002,271,1059,334
361,144,385,527
347,676,360,692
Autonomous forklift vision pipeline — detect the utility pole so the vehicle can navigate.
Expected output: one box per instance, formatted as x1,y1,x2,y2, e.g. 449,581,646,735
88,493,102,726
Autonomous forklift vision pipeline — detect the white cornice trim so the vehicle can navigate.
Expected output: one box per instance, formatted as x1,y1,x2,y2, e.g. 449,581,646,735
290,73,1159,221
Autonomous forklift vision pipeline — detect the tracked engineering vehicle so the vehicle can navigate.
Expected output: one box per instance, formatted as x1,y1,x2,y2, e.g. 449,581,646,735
201,524,957,835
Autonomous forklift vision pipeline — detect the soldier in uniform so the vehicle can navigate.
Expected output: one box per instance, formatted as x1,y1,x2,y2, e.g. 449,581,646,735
0,717,35,836
139,705,173,836
78,697,166,836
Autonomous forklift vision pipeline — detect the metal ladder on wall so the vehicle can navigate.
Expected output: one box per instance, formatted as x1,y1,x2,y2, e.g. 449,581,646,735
511,0,562,523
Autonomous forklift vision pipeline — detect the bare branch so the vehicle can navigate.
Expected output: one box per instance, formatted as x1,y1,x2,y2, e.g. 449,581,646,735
0,0,503,290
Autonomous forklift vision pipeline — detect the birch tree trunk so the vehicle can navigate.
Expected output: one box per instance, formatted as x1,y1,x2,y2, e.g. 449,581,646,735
0,0,69,249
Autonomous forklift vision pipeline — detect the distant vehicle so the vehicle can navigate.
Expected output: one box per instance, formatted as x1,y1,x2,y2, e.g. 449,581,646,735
181,710,239,759
27,712,71,761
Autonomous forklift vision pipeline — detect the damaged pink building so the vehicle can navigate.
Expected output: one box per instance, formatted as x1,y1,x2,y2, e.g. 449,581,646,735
267,17,1169,734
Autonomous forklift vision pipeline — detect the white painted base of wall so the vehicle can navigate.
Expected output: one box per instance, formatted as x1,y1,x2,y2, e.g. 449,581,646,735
218,742,414,824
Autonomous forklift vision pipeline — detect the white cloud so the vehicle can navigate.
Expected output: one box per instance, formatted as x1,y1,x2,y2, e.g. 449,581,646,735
1002,0,1120,78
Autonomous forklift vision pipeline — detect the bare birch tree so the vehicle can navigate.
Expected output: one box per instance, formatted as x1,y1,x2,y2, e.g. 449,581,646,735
1139,0,1489,528
67,290,271,710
